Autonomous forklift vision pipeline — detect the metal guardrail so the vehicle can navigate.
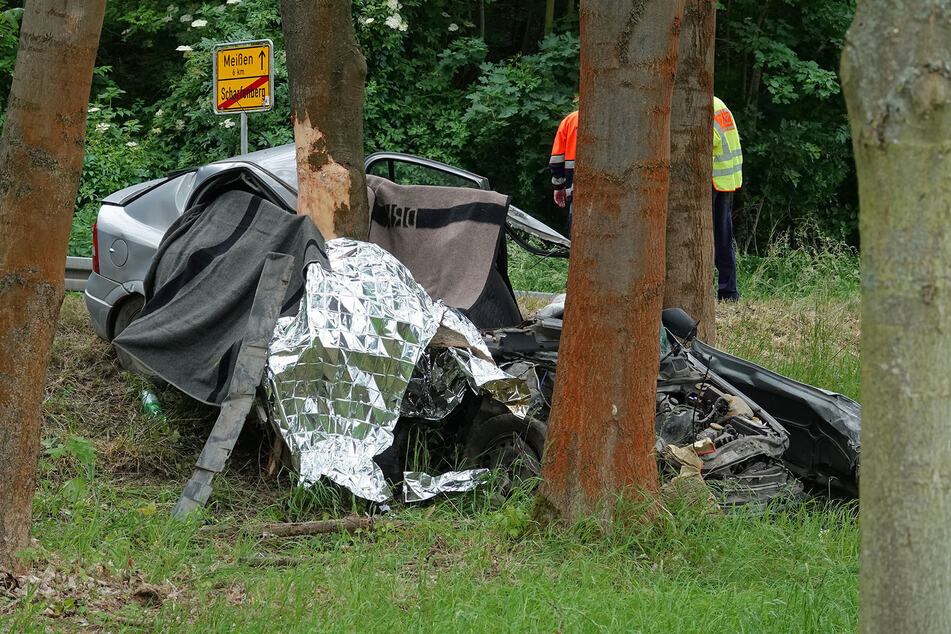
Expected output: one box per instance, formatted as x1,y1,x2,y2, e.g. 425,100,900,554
65,256,93,292
514,290,557,303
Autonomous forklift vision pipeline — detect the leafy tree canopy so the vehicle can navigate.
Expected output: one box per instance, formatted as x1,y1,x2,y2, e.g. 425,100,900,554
0,0,856,254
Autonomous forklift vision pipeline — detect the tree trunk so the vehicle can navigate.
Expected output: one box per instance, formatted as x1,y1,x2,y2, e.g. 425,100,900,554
664,0,716,343
841,3,951,632
0,0,106,575
536,0,685,524
545,0,555,35
279,0,369,240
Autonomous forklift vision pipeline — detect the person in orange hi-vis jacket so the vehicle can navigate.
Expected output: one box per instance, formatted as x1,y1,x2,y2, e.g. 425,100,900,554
549,109,578,236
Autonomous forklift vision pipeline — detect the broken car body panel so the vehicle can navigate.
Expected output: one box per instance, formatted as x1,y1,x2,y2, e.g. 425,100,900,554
691,339,860,497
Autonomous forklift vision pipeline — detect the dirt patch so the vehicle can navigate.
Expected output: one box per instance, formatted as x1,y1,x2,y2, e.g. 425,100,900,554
0,552,182,626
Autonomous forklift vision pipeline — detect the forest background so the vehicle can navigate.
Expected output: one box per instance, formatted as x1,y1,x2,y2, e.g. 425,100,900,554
0,0,855,259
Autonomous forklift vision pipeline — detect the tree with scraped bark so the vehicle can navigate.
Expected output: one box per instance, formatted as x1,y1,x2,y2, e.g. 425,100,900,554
536,0,686,524
664,0,715,344
841,2,951,631
280,0,370,240
0,0,107,575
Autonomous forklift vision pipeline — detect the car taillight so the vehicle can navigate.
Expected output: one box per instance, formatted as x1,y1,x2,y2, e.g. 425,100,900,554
92,220,99,274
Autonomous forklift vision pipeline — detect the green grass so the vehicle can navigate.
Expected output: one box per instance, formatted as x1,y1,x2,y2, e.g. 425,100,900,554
2,262,862,630
507,239,570,294
718,296,860,400
5,471,858,632
509,237,860,301
736,238,860,300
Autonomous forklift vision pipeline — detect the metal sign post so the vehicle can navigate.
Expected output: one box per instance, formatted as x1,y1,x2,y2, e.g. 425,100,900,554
213,39,274,155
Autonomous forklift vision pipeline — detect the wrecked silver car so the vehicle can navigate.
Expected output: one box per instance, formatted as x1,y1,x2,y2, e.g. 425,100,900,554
101,147,859,508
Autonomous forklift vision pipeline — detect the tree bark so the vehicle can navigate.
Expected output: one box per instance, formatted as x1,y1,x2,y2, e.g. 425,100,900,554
279,0,369,240
0,0,106,575
663,0,715,344
841,3,951,632
536,0,685,524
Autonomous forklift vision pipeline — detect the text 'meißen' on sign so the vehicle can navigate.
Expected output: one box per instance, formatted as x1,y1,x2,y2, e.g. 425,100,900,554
213,39,273,115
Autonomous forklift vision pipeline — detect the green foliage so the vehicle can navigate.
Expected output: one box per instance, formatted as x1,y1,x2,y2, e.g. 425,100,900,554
70,77,165,256
0,0,861,258
717,0,858,249
42,434,96,480
141,0,292,167
0,6,21,114
462,33,579,219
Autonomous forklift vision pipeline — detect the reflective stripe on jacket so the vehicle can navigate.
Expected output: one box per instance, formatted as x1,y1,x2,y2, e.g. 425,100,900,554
550,110,578,199
713,96,742,192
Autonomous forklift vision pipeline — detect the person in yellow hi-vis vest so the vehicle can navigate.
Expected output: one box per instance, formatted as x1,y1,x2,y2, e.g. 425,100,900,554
713,96,743,302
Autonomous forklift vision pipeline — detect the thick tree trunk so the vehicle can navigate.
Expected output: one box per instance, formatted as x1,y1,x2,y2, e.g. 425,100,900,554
0,0,106,575
841,3,951,632
663,0,715,344
279,0,369,240
536,0,685,524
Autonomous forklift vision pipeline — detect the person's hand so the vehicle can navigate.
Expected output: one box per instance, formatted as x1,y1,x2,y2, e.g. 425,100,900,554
553,189,567,208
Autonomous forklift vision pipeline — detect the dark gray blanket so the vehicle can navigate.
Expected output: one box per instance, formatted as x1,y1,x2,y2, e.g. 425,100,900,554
366,175,521,329
114,190,328,405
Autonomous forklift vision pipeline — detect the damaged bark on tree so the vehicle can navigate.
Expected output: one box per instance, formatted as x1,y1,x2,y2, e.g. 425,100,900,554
842,2,951,632
536,0,686,524
0,0,106,575
279,0,369,240
663,0,715,344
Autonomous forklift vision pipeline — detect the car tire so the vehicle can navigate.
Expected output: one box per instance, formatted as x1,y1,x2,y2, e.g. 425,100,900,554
463,414,546,493
112,294,145,340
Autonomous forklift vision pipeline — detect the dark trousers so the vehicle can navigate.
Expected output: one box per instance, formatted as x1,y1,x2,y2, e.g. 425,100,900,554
712,188,739,301
566,198,573,238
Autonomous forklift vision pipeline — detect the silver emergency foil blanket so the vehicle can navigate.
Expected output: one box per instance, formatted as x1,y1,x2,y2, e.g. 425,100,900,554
404,469,491,503
266,238,529,502
402,348,469,420
402,346,531,421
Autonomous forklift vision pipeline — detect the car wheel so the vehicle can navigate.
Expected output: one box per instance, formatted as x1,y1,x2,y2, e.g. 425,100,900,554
112,294,145,340
463,414,546,494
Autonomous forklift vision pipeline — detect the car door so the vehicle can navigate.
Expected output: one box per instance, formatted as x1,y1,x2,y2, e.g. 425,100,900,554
364,152,491,190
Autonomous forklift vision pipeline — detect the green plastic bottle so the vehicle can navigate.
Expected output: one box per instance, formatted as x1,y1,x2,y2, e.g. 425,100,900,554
140,389,165,421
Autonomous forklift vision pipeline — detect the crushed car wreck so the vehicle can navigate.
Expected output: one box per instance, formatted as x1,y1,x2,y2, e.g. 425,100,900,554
91,145,860,509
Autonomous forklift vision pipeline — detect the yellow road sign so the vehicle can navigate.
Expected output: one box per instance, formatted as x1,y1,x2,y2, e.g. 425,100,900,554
213,40,273,114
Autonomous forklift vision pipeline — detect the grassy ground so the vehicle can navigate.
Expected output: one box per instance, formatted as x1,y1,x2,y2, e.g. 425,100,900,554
2,244,861,630
510,241,860,399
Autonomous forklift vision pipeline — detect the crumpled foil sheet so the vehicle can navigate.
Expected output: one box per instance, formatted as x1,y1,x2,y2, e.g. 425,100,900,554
401,348,469,421
266,238,529,502
403,469,491,503
402,345,531,421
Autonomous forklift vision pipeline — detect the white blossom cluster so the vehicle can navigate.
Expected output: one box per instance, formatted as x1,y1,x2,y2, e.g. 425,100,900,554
384,0,408,32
